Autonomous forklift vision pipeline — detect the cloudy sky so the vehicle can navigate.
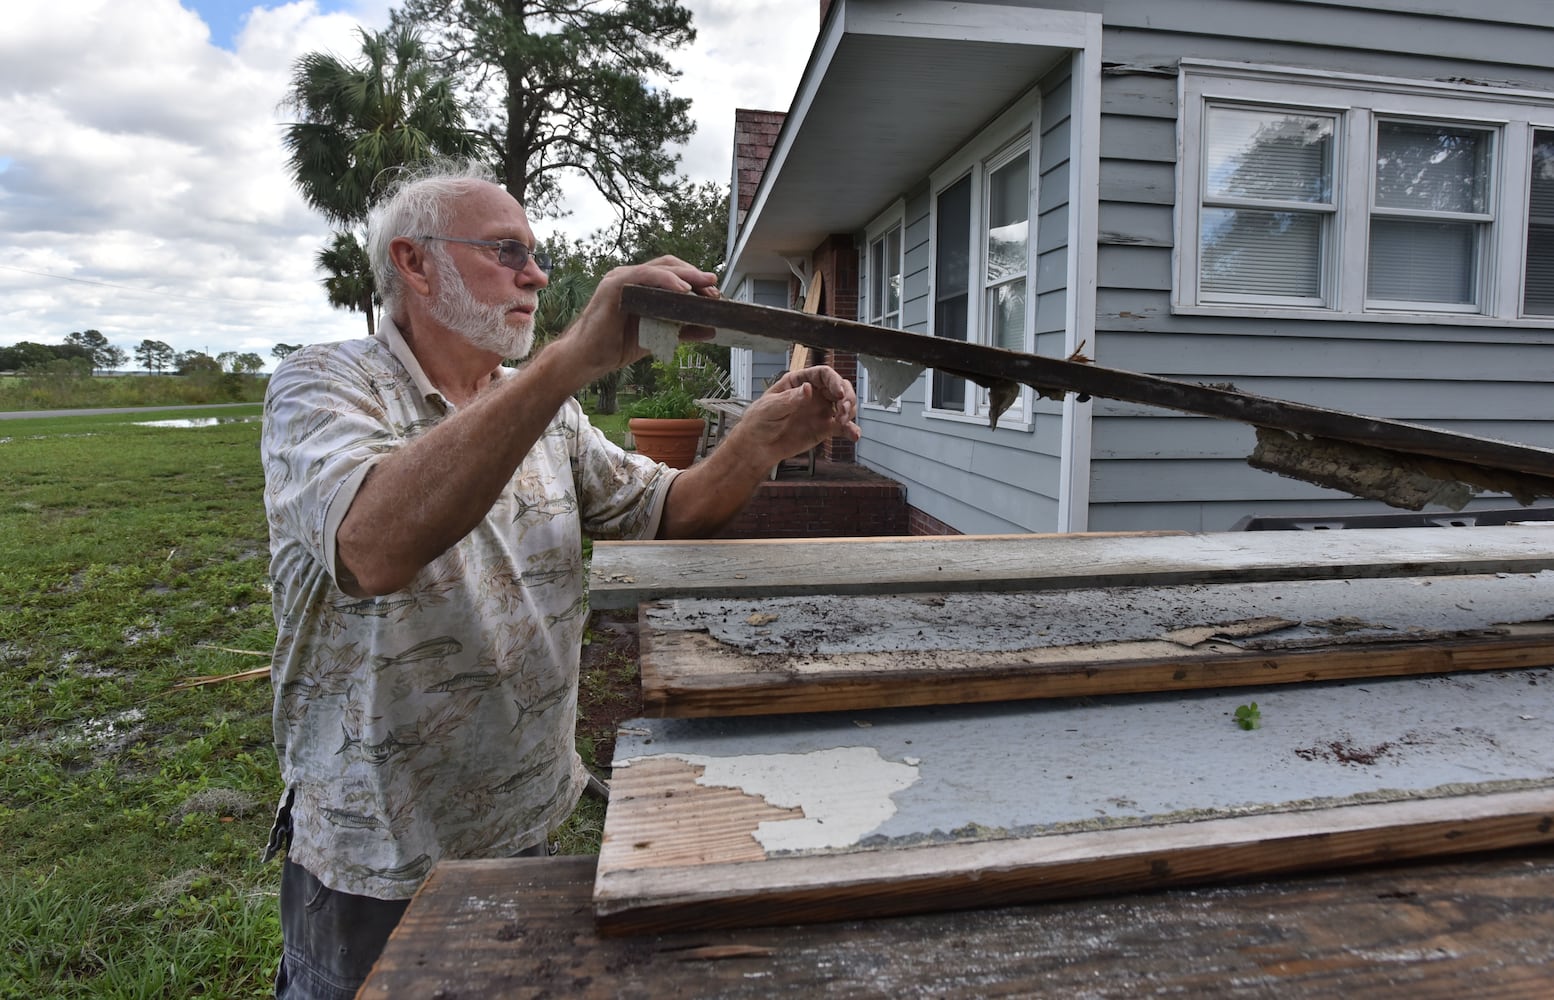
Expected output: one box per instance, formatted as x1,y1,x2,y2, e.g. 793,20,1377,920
0,0,819,369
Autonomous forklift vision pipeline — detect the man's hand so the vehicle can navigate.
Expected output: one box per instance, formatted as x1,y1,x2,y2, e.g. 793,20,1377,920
738,365,861,461
656,364,861,539
547,256,719,387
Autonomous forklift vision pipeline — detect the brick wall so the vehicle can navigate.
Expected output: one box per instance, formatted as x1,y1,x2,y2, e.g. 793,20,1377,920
907,505,963,536
715,478,908,539
810,233,860,464
733,109,786,230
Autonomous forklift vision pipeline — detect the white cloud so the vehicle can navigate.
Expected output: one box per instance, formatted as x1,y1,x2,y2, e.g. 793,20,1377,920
0,0,819,369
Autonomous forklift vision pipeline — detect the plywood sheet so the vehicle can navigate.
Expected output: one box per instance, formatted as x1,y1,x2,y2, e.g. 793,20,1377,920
594,669,1554,934
637,572,1554,716
588,526,1554,609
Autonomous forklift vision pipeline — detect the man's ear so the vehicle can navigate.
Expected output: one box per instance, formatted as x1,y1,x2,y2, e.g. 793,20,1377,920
388,237,433,298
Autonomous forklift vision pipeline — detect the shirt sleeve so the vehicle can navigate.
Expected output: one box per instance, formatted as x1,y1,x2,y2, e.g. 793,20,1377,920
260,346,400,589
564,398,678,541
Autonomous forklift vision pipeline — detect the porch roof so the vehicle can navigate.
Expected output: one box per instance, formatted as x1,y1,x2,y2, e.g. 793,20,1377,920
726,0,1088,287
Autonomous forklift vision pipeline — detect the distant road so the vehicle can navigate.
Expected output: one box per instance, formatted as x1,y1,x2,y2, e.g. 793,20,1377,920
0,402,260,421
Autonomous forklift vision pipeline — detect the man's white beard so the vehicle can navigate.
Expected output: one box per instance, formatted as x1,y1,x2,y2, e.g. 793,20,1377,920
428,251,536,360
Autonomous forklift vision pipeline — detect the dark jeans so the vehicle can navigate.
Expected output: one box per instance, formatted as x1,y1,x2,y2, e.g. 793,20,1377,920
275,846,548,999
274,859,409,1000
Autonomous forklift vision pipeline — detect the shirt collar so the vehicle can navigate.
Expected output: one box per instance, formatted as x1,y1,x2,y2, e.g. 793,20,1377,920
375,315,508,405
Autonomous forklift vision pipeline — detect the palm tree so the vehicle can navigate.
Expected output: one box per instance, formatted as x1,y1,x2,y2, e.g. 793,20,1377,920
316,230,379,337
282,26,482,331
281,25,481,226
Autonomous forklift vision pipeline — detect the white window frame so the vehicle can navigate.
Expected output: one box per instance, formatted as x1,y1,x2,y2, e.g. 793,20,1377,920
858,201,906,411
926,87,1041,429
1175,60,1554,327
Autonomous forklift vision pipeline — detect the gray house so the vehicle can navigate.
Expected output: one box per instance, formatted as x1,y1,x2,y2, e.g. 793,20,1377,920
721,0,1554,534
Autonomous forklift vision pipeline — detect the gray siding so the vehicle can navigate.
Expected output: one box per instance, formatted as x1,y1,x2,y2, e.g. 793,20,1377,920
743,277,791,394
821,0,1554,535
855,57,1077,534
1069,0,1554,531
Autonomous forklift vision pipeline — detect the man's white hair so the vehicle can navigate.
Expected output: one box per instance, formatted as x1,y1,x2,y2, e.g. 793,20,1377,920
366,160,501,319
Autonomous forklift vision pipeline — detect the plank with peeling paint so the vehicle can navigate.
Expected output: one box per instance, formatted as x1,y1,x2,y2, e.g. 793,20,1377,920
593,668,1554,934
636,571,1554,716
588,525,1554,610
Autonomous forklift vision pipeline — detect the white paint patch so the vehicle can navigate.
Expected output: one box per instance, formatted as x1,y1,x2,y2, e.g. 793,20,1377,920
637,317,682,364
858,354,925,407
652,746,919,853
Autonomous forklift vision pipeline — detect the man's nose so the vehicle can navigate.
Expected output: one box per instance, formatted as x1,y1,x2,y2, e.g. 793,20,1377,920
515,259,548,289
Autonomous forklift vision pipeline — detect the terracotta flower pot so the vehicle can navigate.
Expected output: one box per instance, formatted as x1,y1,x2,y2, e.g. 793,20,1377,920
627,417,705,469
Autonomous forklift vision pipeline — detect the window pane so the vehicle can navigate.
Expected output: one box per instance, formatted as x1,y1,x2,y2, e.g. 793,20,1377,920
886,227,902,315
1525,129,1554,316
934,176,972,409
986,153,1030,285
990,278,1026,353
936,176,971,302
1205,107,1333,204
1374,121,1490,214
1368,218,1478,304
1200,207,1323,297
869,239,883,322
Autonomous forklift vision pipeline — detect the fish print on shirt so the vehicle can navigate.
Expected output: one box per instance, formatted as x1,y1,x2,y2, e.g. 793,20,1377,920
335,726,424,767
346,853,433,884
511,491,578,524
543,594,588,628
371,636,462,671
508,682,570,734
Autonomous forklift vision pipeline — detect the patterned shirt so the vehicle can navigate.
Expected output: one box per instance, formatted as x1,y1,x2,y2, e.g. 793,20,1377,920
260,319,674,899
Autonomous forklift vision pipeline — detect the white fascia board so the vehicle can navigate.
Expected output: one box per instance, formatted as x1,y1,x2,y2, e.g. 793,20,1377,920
1060,18,1104,535
723,4,845,294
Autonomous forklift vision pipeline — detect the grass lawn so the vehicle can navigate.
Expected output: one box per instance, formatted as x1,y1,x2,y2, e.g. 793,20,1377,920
0,399,643,998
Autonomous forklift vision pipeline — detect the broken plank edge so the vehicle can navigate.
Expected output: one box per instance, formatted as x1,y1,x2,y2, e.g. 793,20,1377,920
620,284,1554,480
592,787,1554,935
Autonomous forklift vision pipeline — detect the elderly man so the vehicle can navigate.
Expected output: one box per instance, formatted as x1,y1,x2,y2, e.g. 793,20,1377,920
260,161,859,999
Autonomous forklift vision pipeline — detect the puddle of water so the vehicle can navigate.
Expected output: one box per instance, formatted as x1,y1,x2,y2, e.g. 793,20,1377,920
134,416,260,428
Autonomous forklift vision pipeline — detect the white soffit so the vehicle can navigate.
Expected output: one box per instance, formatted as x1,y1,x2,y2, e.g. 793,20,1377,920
729,1,1088,282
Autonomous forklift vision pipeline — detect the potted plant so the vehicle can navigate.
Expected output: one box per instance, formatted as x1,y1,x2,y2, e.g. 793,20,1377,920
623,367,708,470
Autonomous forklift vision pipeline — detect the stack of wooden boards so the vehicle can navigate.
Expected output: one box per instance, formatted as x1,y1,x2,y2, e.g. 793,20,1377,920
587,527,1554,935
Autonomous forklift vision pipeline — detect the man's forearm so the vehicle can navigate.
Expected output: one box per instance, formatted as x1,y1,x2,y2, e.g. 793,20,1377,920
336,346,584,595
655,442,775,539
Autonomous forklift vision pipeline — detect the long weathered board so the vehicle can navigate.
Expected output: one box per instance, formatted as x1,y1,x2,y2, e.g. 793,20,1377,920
622,284,1554,508
595,669,1554,934
589,525,1554,610
365,852,1554,998
636,572,1554,717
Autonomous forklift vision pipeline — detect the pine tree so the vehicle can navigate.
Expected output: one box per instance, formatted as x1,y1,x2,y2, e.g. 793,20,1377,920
392,0,696,222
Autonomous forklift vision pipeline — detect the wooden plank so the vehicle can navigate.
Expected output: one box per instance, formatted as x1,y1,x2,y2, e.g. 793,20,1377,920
362,851,1554,998
623,285,1554,508
588,525,1554,609
636,571,1554,717
594,669,1554,934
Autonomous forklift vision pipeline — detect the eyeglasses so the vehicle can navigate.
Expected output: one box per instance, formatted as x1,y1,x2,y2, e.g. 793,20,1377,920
419,236,554,274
